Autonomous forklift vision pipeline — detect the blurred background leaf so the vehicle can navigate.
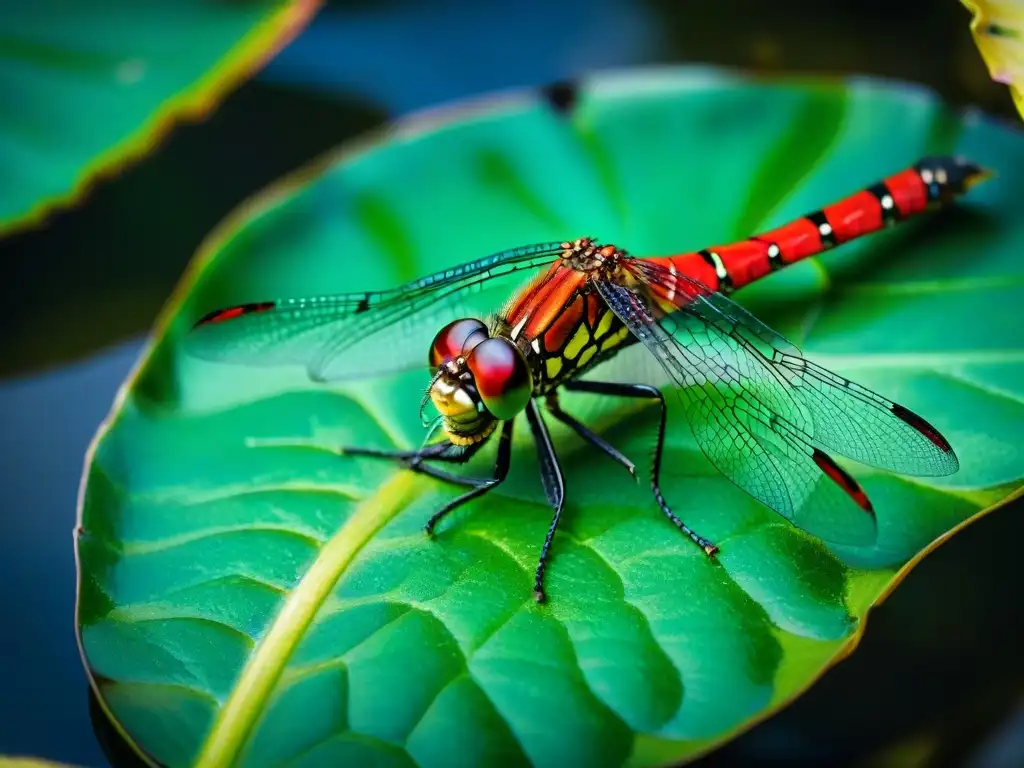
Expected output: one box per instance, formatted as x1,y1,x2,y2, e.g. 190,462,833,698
0,79,385,376
0,0,322,237
960,0,1024,121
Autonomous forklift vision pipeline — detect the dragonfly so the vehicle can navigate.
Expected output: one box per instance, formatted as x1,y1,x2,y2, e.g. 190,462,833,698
188,156,986,602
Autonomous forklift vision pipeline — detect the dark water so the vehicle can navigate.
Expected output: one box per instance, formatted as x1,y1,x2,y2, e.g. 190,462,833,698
1,340,142,766
2,0,1020,765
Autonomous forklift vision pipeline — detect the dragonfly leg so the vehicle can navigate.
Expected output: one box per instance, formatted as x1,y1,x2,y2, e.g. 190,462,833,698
562,380,719,557
343,439,502,486
340,440,465,463
525,399,566,603
423,419,515,535
409,454,484,489
544,393,636,478
404,439,487,486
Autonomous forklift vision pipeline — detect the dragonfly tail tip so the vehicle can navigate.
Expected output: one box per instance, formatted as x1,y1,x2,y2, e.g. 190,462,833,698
956,157,997,190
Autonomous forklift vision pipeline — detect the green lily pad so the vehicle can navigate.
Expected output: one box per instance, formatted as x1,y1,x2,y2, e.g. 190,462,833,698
77,67,1024,767
0,0,321,236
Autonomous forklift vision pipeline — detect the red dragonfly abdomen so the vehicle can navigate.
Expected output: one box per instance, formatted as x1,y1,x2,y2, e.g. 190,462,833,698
649,156,989,294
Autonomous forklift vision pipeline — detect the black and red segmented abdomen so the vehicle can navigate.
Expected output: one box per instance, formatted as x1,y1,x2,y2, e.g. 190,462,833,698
649,156,989,294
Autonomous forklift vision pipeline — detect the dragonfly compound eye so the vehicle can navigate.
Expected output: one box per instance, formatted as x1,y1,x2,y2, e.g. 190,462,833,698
465,337,533,420
430,318,489,368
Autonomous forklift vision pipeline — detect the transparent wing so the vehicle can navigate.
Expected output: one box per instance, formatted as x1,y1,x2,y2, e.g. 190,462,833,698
627,259,959,477
185,242,565,381
595,261,957,547
594,279,879,546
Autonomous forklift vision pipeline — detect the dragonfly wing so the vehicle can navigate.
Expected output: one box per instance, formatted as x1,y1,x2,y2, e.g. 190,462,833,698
627,260,959,477
595,278,879,546
186,242,565,381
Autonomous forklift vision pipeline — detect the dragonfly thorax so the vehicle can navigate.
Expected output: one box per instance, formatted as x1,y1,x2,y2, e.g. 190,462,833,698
559,237,628,277
427,318,533,444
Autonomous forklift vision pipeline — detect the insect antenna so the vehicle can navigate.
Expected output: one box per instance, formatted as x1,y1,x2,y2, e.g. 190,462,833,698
419,367,446,426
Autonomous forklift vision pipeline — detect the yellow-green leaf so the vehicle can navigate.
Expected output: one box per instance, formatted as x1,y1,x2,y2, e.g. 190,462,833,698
961,0,1024,119
0,0,321,236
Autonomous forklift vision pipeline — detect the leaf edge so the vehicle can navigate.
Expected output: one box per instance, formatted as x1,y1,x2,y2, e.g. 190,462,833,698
0,0,324,239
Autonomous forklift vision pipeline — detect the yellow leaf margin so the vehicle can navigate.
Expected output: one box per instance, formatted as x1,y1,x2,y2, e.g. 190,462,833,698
0,0,323,238
962,0,1024,120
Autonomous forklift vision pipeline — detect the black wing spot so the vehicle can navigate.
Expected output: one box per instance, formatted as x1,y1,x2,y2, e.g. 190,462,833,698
811,448,874,514
355,295,371,314
541,80,579,116
194,301,275,327
891,403,954,453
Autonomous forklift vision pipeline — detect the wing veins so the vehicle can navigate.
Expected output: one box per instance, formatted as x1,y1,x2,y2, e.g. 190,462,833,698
629,260,957,477
186,242,564,379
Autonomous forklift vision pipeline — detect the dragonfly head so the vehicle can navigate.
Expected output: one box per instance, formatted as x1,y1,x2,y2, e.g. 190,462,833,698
427,318,533,444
